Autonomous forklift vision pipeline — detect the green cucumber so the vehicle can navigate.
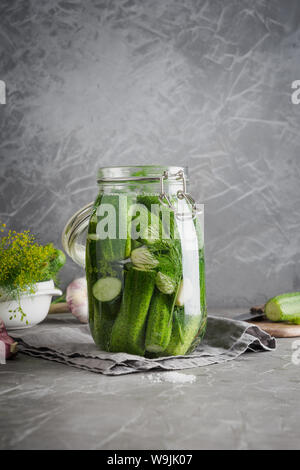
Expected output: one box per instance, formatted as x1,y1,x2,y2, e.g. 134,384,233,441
125,231,131,258
86,245,95,324
194,214,206,315
194,215,204,250
265,292,300,324
92,277,122,302
86,211,101,275
96,194,132,262
189,314,207,352
199,253,206,314
130,204,170,247
145,292,173,353
89,212,98,234
92,299,120,350
164,309,201,356
110,268,156,355
136,194,177,241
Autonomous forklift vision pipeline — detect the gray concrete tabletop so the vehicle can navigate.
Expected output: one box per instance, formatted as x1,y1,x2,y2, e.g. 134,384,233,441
0,308,299,450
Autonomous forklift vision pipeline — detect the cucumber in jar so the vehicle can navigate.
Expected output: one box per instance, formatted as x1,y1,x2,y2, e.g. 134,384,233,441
199,252,206,315
86,221,102,325
89,264,123,350
136,194,177,241
90,194,132,262
110,267,156,356
130,203,171,247
92,298,121,350
164,308,202,356
145,292,173,353
92,277,122,302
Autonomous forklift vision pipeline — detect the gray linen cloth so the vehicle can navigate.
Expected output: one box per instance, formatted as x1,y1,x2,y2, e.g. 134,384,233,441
10,314,276,375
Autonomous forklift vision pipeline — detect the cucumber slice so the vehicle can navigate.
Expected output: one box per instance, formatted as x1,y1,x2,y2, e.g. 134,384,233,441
265,292,300,324
92,277,122,302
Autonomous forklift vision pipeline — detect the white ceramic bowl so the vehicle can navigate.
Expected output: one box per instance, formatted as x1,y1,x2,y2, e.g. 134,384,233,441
0,280,62,330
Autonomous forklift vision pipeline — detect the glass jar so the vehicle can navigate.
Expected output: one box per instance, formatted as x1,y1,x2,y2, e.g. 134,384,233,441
62,165,206,357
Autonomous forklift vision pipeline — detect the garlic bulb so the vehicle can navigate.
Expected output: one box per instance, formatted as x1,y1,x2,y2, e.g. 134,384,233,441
66,277,88,323
0,319,18,364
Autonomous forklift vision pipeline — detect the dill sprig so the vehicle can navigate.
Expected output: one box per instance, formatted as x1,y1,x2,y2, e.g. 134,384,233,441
0,223,62,302
149,242,182,282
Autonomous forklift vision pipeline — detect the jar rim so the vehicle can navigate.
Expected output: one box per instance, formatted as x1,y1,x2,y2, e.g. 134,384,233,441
97,165,188,183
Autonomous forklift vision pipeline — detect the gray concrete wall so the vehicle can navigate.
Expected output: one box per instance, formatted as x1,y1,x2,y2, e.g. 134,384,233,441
0,0,299,307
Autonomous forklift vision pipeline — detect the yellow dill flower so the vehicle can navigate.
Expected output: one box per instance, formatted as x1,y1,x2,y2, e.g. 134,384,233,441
0,225,65,300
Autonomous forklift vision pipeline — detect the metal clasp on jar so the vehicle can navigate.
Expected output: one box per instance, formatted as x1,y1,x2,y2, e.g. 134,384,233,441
159,170,198,220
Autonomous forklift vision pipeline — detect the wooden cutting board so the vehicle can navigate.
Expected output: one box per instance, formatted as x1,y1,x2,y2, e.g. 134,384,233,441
49,302,70,314
249,319,300,338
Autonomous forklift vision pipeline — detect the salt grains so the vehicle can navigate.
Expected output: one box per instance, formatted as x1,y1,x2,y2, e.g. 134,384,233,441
144,371,196,384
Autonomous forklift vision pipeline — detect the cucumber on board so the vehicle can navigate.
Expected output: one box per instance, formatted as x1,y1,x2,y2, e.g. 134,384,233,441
92,277,122,302
265,292,300,324
145,292,173,353
110,268,156,355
